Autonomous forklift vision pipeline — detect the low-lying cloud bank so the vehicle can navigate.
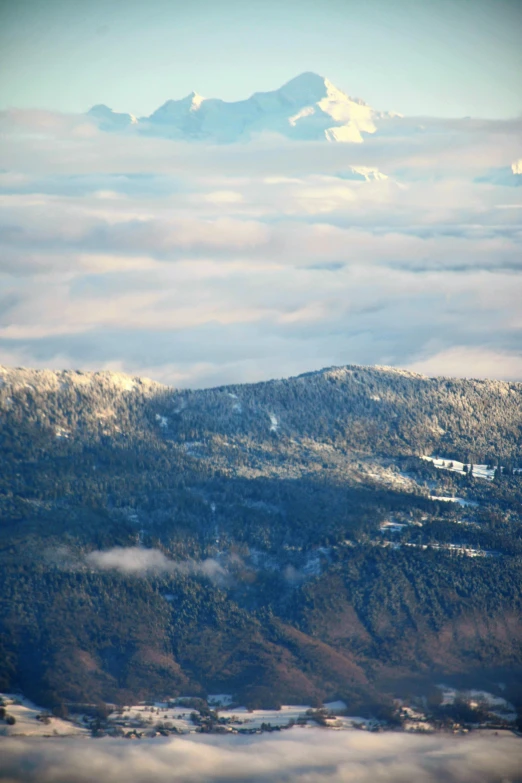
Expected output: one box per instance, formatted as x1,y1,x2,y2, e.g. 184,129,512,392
1,109,521,386
1,730,521,783
86,547,225,580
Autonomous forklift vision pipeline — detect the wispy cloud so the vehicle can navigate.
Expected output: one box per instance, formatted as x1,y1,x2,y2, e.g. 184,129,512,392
86,547,225,581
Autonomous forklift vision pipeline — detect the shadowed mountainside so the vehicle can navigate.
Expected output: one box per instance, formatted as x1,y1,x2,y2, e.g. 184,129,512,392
0,363,521,712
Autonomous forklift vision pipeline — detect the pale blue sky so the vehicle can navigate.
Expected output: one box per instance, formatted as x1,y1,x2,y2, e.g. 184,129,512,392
1,0,521,118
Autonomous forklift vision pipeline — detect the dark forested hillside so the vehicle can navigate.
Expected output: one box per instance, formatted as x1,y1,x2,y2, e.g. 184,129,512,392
1,364,521,713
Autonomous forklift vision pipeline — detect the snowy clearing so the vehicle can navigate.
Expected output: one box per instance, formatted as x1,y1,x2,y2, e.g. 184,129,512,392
0,694,88,737
422,456,495,481
430,495,478,507
109,704,196,734
217,704,311,730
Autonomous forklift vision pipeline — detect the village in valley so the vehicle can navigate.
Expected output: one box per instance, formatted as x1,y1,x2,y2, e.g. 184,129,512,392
1,685,519,741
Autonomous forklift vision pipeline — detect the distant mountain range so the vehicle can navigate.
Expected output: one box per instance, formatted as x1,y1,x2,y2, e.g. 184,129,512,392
87,72,401,144
84,73,522,188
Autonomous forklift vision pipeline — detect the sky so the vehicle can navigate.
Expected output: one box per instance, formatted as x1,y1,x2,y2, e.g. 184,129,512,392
1,0,522,118
0,0,521,388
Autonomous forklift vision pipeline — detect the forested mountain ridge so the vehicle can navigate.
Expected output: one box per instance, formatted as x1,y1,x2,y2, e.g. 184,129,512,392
2,363,521,461
1,363,521,714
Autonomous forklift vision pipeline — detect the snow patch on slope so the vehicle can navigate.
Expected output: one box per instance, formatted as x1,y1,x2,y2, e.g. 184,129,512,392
422,455,496,481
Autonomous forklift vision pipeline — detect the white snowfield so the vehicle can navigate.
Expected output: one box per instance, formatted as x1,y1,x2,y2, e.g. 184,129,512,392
109,704,196,734
109,701,344,733
422,456,496,481
217,704,311,730
0,694,88,737
0,692,377,738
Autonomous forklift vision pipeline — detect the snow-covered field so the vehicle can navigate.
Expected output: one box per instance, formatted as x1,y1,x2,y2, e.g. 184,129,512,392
422,456,495,481
2,688,516,742
217,704,311,730
0,694,88,737
109,698,377,734
109,703,197,733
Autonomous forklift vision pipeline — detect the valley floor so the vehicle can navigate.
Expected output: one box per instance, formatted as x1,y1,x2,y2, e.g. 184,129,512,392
1,687,519,741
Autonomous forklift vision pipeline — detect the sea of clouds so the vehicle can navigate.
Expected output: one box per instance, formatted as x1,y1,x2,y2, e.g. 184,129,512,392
0,109,521,387
1,729,521,782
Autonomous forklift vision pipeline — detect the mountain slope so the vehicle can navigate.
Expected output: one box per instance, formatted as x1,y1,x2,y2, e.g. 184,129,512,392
1,363,521,711
87,72,397,143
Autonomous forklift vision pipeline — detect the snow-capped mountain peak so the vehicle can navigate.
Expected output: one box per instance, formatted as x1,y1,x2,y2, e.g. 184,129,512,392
188,91,205,111
275,71,334,104
87,72,396,144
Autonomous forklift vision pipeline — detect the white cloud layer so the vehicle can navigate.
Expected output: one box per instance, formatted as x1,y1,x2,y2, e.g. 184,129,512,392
86,547,225,580
0,109,521,386
1,730,521,783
